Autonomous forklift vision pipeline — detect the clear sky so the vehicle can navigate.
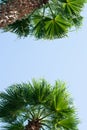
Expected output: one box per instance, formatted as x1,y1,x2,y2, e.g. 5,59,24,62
0,4,87,130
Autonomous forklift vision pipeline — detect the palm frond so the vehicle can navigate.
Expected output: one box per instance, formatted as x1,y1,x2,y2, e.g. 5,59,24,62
0,79,79,130
0,84,31,122
0,0,85,39
30,79,51,104
72,15,83,28
3,17,31,38
46,15,71,38
61,0,85,16
3,120,24,130
32,15,46,39
47,81,72,112
58,116,79,129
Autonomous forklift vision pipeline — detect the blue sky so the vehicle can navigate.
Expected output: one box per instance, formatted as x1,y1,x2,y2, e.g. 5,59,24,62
0,4,87,130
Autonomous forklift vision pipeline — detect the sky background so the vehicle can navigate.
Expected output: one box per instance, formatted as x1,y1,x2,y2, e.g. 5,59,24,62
0,4,87,130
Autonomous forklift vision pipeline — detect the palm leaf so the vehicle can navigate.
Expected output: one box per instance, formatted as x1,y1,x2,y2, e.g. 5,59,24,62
72,15,83,27
0,84,34,122
4,17,31,37
0,0,85,39
3,120,24,130
62,0,85,16
0,79,79,130
58,116,79,129
43,15,71,39
30,79,51,104
47,81,72,112
32,15,46,39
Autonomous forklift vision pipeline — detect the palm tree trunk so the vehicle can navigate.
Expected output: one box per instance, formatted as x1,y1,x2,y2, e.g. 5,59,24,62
25,119,41,130
0,0,42,28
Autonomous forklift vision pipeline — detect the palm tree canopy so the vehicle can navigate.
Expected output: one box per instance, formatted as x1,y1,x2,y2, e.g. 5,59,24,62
0,0,86,39
0,79,79,130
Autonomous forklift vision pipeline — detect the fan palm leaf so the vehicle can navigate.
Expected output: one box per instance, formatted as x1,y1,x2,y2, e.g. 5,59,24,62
58,116,79,129
0,0,86,39
61,0,85,15
3,120,24,130
4,17,31,37
0,79,80,130
47,81,73,112
45,15,71,39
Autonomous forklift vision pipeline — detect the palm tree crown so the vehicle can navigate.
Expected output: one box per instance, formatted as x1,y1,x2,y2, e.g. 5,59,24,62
0,0,86,39
0,79,79,130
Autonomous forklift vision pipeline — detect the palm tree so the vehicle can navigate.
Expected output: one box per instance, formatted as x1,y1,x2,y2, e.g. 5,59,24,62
0,79,79,130
0,0,86,39
0,0,48,27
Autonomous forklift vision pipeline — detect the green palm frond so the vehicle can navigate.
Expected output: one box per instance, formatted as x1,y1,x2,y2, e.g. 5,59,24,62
72,15,83,28
32,15,46,39
58,116,79,129
4,17,31,37
0,79,79,130
32,14,71,39
3,120,24,130
0,85,26,121
61,0,85,16
47,81,72,112
29,79,51,104
1,0,85,39
44,15,71,39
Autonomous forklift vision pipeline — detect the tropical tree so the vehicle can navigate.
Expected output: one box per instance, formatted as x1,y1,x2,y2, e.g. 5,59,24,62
0,79,79,130
0,0,47,27
0,0,86,39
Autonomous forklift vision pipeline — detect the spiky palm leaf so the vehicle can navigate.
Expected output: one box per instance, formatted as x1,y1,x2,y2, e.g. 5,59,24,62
61,0,84,15
0,0,86,39
4,17,30,37
0,79,79,130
